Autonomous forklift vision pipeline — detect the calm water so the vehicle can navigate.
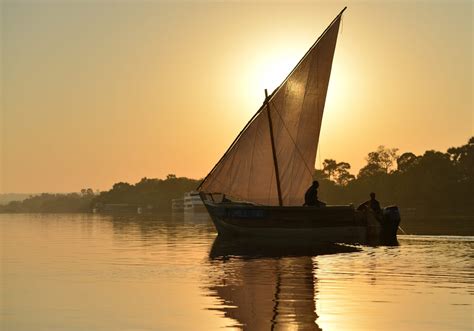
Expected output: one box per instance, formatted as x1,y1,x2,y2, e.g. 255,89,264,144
1,213,472,331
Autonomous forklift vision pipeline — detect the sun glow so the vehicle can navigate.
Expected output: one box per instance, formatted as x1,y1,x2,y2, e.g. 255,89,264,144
240,45,349,119
256,53,299,93
238,49,302,117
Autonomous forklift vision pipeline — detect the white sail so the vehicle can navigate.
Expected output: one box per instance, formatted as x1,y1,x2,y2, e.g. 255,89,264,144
199,9,344,206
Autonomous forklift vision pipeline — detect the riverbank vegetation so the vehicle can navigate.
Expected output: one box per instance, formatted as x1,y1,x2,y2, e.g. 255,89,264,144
316,137,473,215
0,175,199,213
0,191,96,213
92,175,200,211
1,137,472,215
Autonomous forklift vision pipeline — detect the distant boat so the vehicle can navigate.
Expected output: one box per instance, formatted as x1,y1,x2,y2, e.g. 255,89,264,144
198,7,400,243
171,198,184,211
172,192,207,213
183,191,207,213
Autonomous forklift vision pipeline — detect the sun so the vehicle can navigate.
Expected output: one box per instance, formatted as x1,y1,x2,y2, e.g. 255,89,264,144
256,53,299,93
237,49,301,115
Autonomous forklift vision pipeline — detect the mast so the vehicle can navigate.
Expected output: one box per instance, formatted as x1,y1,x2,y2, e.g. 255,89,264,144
265,89,283,206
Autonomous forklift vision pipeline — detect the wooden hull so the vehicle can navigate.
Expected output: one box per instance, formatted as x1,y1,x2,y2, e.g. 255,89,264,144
202,200,400,244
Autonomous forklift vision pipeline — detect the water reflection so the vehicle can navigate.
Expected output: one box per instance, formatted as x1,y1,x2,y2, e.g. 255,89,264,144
2,214,472,331
108,212,214,243
206,237,359,330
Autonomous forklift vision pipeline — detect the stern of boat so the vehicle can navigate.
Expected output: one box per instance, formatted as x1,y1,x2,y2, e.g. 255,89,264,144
381,206,401,239
361,205,401,244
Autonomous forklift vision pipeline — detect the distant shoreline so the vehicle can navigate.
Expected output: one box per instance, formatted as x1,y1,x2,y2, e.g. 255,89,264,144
2,137,472,219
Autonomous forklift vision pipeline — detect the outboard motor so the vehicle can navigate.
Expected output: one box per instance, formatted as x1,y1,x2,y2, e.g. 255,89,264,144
381,206,401,239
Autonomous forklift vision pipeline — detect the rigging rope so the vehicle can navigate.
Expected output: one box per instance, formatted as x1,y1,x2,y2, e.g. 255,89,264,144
269,99,315,178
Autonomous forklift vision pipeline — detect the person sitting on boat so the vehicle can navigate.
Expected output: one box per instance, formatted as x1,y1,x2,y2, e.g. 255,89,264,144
357,192,381,213
303,180,326,207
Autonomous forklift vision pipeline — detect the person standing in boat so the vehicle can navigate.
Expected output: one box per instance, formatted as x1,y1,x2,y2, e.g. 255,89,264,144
357,192,381,213
304,180,326,207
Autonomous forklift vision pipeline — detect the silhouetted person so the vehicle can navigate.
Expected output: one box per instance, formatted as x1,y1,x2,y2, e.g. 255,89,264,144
304,181,325,207
357,192,381,213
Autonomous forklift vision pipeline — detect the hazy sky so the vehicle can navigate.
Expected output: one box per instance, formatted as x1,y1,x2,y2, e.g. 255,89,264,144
1,0,472,193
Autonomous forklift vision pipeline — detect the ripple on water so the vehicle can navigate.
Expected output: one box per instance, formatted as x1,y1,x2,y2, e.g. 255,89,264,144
1,214,473,331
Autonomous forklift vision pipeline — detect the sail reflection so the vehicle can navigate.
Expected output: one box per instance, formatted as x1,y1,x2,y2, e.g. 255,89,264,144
206,237,359,330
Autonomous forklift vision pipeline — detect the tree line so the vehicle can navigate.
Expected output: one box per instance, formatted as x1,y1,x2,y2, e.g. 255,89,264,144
92,174,200,211
0,191,96,213
1,137,472,214
0,175,199,213
315,137,473,215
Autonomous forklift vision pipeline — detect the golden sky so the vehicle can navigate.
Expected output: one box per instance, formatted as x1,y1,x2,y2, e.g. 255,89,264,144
1,0,472,193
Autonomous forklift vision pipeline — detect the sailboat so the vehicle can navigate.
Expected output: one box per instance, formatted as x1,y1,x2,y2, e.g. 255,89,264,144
197,7,400,243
